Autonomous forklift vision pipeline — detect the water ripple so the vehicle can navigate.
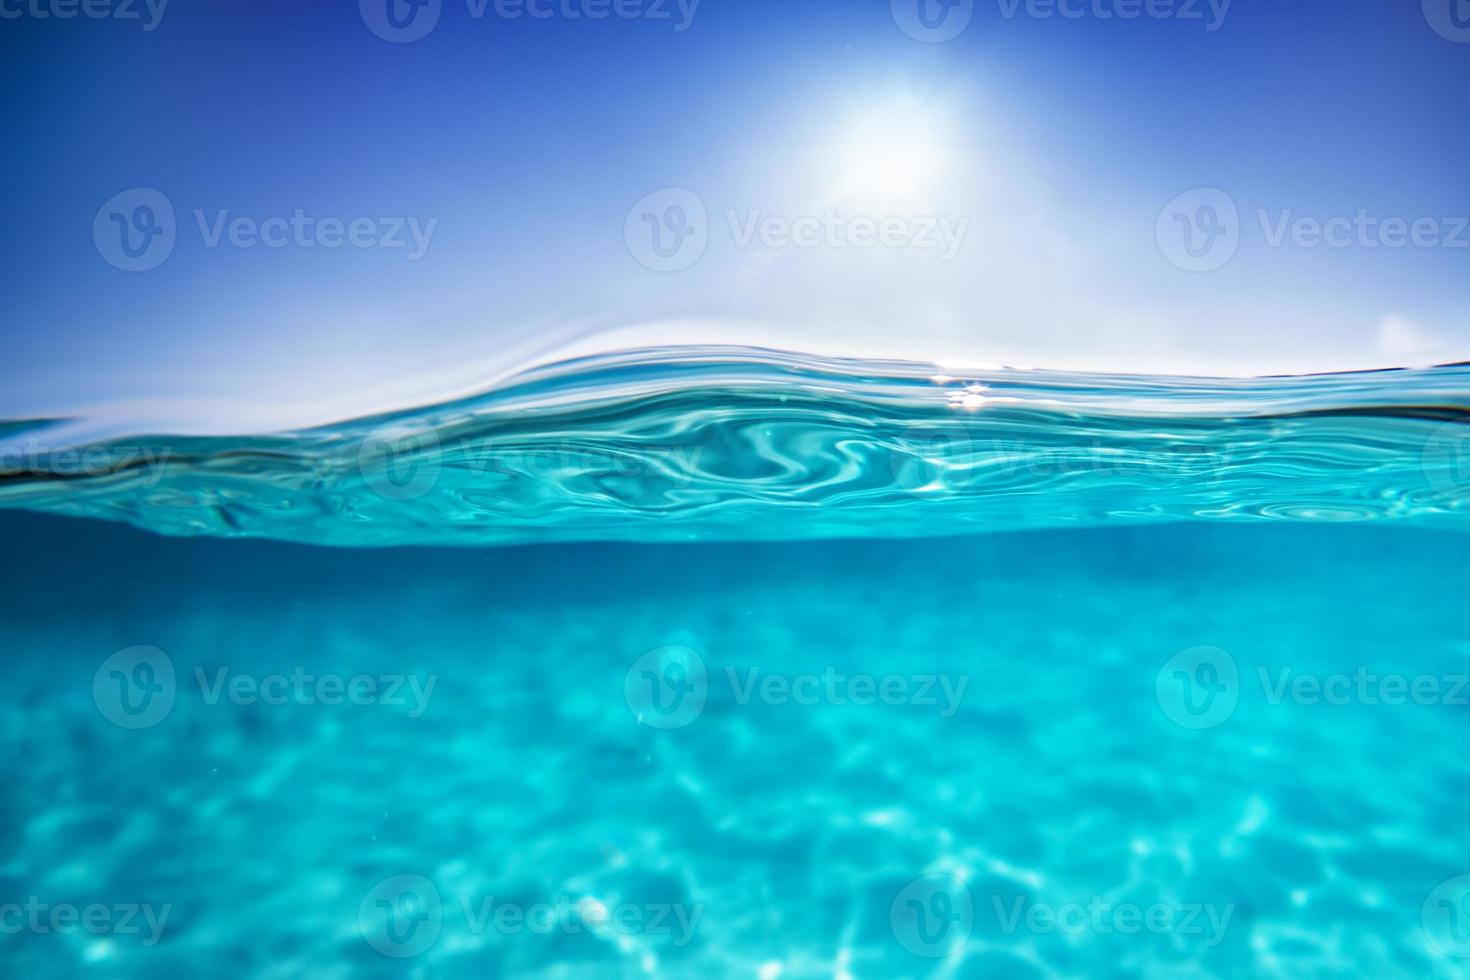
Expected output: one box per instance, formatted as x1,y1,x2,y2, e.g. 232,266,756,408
1,347,1468,546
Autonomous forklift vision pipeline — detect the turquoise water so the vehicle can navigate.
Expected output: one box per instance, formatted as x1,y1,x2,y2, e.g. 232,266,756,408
2,348,1470,977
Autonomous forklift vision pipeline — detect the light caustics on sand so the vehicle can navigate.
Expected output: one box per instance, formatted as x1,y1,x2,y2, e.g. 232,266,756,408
1,347,1468,547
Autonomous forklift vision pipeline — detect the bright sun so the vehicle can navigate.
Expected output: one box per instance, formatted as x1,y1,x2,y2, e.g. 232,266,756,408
834,109,948,210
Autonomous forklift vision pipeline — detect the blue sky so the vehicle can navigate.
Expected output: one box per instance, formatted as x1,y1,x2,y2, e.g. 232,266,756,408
3,0,1468,426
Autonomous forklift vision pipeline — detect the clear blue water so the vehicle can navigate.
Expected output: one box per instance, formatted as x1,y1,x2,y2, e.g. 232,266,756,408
2,348,1469,977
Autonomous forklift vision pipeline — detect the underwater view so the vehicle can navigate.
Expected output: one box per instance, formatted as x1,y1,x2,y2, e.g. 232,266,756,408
6,0,1470,976
2,350,1470,977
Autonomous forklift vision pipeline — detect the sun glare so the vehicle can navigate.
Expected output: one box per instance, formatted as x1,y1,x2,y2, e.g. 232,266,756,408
834,106,949,210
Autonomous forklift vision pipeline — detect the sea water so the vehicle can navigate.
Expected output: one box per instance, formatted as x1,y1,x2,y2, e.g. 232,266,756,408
1,347,1469,978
